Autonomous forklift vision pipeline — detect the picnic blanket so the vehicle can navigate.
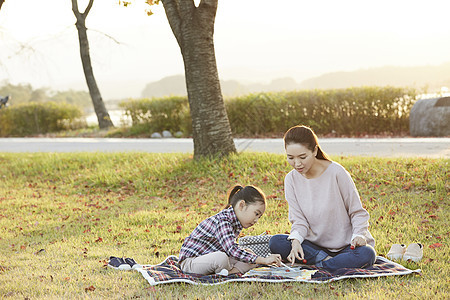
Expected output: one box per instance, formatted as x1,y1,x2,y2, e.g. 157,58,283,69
116,256,420,286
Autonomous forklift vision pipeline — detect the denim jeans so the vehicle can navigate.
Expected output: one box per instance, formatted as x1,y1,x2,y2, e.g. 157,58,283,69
269,234,376,272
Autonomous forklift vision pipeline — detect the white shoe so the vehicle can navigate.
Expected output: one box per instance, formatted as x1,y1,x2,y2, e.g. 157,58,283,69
108,256,132,270
216,269,229,276
387,244,406,261
403,243,423,262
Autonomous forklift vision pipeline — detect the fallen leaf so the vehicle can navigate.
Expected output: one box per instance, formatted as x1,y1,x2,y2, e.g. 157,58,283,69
429,243,443,249
85,285,95,292
424,258,434,264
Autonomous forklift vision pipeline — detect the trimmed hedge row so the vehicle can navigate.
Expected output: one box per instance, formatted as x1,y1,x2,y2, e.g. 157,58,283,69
0,101,85,136
119,96,191,134
120,87,417,136
228,87,417,135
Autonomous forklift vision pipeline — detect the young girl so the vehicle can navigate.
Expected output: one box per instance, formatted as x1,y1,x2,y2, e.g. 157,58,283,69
179,185,282,275
269,125,376,272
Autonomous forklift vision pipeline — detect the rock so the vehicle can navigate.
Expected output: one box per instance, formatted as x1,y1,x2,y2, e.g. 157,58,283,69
162,130,172,138
410,97,450,136
174,131,183,138
151,132,162,138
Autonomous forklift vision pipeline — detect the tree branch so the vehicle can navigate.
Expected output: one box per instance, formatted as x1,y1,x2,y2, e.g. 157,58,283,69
71,0,79,15
89,29,122,45
83,0,94,17
198,0,218,32
71,0,83,23
178,0,195,13
199,0,218,10
71,0,94,20
161,0,183,43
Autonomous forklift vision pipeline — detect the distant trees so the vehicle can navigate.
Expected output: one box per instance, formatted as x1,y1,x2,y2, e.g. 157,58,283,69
50,90,91,108
71,0,114,129
0,82,91,109
0,83,37,104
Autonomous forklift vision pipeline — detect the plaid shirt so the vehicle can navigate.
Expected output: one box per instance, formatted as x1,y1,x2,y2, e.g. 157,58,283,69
179,207,258,263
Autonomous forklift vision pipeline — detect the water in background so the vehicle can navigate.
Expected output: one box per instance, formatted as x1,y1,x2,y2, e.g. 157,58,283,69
86,110,131,127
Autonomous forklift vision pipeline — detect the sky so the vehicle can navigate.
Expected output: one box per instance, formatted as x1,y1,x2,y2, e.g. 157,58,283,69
1,0,450,99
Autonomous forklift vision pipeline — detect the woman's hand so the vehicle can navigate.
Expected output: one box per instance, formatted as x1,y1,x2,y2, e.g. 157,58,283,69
287,239,304,265
255,254,282,267
350,236,367,249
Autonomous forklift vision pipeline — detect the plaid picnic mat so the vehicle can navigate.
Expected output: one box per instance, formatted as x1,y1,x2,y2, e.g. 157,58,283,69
133,256,420,286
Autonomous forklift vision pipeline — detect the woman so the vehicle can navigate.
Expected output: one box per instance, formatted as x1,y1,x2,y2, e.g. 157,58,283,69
269,125,376,272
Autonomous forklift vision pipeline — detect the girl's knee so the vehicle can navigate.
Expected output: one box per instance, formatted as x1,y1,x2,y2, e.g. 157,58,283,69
214,252,231,272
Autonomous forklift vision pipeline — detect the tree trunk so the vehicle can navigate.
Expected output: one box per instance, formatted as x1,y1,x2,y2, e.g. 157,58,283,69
162,0,236,159
72,0,114,129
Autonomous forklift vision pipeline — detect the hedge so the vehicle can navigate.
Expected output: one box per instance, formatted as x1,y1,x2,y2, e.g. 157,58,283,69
228,87,417,135
0,101,85,136
119,96,191,134
121,86,417,136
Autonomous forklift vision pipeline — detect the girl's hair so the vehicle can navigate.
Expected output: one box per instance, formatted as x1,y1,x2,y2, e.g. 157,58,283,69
226,185,266,208
283,125,330,161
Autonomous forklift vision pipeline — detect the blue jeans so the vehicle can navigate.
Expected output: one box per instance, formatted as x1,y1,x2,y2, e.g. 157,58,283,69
269,234,376,272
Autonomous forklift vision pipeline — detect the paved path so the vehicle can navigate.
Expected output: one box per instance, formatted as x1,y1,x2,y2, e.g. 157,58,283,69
0,137,449,158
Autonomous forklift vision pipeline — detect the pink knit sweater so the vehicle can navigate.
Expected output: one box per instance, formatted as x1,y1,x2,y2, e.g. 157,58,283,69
285,161,375,252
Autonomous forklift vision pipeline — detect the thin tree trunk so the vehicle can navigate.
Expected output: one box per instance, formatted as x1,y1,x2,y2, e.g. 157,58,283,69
162,0,236,159
72,0,114,129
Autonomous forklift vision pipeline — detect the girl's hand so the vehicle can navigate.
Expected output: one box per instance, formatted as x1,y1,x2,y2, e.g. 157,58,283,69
350,236,367,249
255,254,282,266
287,239,304,265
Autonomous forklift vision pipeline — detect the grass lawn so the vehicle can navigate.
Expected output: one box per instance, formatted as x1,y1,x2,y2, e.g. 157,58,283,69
0,152,448,299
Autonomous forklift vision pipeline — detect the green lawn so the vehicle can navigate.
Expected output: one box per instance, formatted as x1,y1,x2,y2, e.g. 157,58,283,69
0,152,448,299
